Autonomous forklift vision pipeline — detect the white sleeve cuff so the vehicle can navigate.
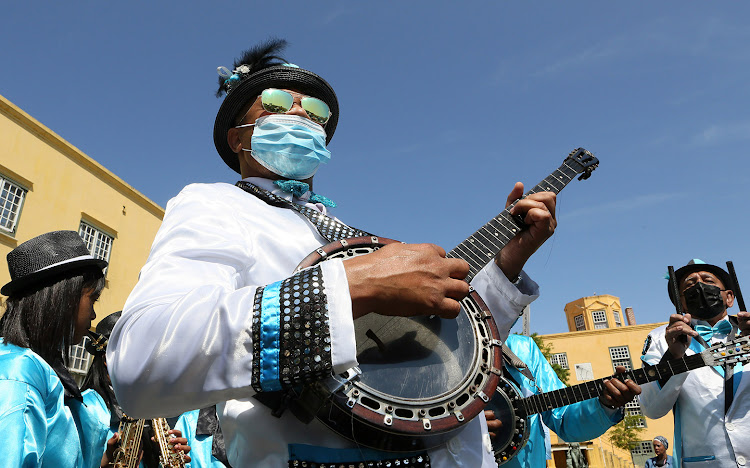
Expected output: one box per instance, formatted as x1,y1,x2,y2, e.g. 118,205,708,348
320,259,358,373
471,261,540,338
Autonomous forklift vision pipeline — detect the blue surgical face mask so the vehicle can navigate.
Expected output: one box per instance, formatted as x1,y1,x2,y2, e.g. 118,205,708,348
237,114,331,180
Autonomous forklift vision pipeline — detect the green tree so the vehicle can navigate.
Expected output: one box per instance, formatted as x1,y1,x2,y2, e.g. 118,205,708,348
607,414,646,451
528,332,570,385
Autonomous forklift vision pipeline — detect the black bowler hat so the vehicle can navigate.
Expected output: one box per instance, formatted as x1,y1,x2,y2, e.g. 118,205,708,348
667,258,733,304
1,230,108,296
213,39,339,174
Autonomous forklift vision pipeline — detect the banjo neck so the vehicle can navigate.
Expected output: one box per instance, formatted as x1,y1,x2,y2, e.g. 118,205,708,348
447,149,598,283
516,336,750,417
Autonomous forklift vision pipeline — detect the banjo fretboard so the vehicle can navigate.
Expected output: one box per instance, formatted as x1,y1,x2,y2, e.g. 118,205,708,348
447,157,591,283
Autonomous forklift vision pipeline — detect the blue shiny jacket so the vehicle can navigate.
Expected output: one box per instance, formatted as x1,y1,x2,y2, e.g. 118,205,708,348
502,334,623,468
0,340,110,467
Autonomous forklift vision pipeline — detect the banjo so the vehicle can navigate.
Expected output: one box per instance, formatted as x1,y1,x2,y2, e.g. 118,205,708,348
490,335,750,465
293,148,599,451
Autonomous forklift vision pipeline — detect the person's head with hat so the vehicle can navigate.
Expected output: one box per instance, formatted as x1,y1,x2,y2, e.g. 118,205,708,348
668,258,734,326
0,230,106,365
215,38,338,188
650,436,671,465
82,311,121,413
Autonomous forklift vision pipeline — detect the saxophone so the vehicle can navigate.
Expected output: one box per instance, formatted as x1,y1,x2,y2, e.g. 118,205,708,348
152,417,187,467
112,415,145,468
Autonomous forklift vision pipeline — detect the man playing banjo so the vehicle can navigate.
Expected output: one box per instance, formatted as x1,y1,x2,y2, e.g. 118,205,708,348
108,39,637,467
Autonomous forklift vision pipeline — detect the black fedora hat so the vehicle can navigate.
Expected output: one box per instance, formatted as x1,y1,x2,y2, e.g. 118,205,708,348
85,311,121,356
667,258,732,304
1,230,108,296
213,64,339,174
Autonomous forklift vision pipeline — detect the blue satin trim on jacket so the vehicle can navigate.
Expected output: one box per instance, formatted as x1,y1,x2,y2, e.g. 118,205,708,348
682,455,716,462
288,443,424,463
260,281,282,392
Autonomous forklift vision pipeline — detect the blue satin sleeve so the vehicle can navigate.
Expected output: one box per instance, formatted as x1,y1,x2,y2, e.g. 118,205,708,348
517,337,621,440
0,342,84,467
174,409,227,468
71,389,111,468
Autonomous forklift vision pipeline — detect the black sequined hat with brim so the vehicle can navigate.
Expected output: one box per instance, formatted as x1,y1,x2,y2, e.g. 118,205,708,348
213,39,339,174
1,230,107,296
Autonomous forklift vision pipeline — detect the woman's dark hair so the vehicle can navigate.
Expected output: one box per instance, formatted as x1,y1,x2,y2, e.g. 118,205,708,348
82,352,117,411
0,265,105,365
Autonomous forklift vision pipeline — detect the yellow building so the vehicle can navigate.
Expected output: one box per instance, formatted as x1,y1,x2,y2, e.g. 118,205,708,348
541,294,672,467
0,93,164,382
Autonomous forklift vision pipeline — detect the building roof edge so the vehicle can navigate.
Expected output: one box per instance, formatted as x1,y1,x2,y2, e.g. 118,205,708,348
0,94,164,220
540,322,668,339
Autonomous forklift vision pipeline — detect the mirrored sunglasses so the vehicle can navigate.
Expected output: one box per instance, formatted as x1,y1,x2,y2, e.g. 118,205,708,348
261,88,331,125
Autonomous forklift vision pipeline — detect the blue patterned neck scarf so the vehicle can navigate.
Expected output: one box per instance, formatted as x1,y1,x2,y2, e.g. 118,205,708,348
273,180,336,208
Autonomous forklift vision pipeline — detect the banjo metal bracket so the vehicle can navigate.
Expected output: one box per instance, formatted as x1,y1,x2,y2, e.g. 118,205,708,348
326,367,362,395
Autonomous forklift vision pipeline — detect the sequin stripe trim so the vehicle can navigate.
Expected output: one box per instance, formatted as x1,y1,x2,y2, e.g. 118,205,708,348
288,454,431,468
250,286,264,392
279,266,333,388
235,181,372,242
295,204,370,242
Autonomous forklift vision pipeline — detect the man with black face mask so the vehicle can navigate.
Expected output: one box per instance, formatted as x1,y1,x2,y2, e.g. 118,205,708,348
640,259,750,467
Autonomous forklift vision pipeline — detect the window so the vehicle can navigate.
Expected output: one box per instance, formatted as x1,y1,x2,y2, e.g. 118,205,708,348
550,352,569,369
609,346,633,370
574,314,585,331
624,397,647,427
613,310,622,327
0,175,27,235
79,221,113,264
69,337,93,386
630,440,655,457
592,310,608,329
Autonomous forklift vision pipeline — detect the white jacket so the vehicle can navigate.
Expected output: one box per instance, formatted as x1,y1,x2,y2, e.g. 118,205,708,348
108,178,540,467
640,321,748,467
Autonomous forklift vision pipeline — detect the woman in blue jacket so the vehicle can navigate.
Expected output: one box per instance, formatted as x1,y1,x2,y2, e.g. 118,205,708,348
0,231,111,467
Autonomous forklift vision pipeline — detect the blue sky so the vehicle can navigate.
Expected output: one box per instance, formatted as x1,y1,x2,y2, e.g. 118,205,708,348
2,3,749,336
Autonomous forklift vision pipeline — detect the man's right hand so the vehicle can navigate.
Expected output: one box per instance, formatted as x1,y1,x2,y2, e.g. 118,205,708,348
664,313,698,358
344,242,470,319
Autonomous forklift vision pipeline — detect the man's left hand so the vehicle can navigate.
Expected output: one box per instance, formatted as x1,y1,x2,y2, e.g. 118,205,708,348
598,366,641,409
484,410,501,439
495,182,557,280
737,310,750,335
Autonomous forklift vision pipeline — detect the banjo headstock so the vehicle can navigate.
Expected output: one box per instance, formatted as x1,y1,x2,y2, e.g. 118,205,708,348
565,148,599,181
701,335,750,367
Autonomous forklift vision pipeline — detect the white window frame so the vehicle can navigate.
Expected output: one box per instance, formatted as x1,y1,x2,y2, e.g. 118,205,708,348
613,310,622,327
0,175,27,235
609,345,633,371
624,397,646,427
630,440,655,457
79,221,113,267
550,352,569,369
592,310,608,329
574,314,585,331
69,336,92,375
